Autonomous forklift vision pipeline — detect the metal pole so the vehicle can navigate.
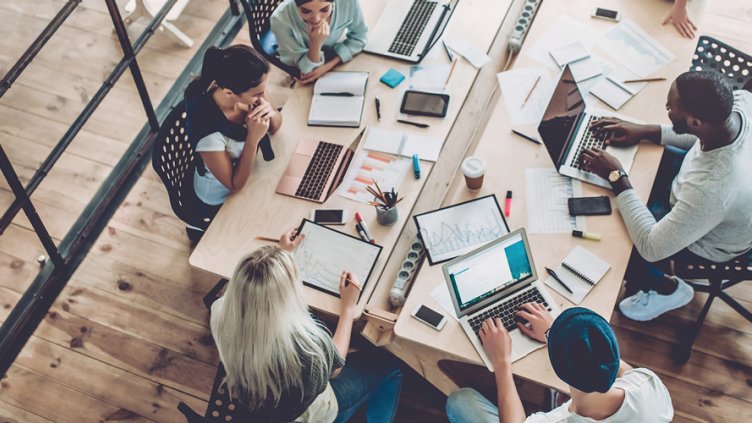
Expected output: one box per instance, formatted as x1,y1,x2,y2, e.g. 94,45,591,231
0,0,81,98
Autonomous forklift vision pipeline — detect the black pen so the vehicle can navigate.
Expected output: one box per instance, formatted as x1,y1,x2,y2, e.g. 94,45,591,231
442,40,454,61
320,92,354,97
291,220,306,241
397,119,429,129
545,267,573,294
511,129,541,144
375,97,381,120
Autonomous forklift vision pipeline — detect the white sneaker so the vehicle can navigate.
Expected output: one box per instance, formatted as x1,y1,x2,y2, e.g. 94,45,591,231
619,276,695,321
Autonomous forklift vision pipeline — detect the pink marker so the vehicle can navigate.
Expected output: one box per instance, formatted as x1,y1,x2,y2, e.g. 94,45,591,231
354,212,374,244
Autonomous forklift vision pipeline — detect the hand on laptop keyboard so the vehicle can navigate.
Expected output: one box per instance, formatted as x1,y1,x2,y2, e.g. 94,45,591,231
478,318,513,367
579,147,625,181
514,302,555,343
590,117,655,147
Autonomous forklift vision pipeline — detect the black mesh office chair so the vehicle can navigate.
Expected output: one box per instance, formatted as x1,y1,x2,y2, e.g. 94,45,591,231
239,0,300,78
152,103,218,232
671,253,752,364
178,363,251,422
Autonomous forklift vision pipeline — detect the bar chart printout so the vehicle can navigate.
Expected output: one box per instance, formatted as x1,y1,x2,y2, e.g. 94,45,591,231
415,195,509,264
337,150,411,204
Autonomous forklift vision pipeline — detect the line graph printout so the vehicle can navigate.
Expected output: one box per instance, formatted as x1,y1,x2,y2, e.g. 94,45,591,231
597,19,675,78
525,168,586,233
294,220,382,297
414,195,509,264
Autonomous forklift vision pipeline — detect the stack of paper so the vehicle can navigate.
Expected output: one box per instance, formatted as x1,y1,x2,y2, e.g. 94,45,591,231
362,127,443,162
590,66,649,110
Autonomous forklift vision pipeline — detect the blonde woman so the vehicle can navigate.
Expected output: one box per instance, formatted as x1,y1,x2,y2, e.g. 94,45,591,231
210,228,403,422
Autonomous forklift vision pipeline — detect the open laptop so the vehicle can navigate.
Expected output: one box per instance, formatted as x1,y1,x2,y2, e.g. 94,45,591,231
537,65,639,189
275,130,363,203
364,0,458,63
442,228,560,371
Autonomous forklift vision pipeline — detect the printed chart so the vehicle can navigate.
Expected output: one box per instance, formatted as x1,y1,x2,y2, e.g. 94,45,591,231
337,150,410,204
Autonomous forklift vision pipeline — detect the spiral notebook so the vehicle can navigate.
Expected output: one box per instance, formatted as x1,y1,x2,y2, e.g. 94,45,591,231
544,245,610,304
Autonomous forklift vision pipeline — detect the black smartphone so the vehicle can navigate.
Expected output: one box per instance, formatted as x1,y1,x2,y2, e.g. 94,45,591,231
568,196,612,216
400,90,450,117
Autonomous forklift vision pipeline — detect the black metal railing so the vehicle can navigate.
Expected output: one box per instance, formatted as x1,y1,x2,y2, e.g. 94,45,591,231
0,0,246,375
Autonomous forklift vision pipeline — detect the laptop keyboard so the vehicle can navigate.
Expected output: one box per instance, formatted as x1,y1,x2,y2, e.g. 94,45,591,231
295,141,343,200
388,0,437,56
569,115,610,171
468,287,550,335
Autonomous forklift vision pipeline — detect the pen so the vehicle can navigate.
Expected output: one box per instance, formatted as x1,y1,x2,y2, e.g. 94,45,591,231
504,191,512,217
572,230,602,241
521,75,541,108
442,40,455,61
511,129,541,144
320,92,354,97
375,97,381,121
397,119,429,128
355,223,368,242
444,58,458,87
412,154,421,179
623,77,666,83
255,236,279,243
545,267,574,294
291,220,306,240
354,212,375,244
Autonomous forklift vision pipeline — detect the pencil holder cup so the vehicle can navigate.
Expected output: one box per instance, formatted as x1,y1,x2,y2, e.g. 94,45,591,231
376,206,399,226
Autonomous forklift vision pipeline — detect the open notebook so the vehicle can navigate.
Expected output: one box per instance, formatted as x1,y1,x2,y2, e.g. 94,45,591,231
308,71,369,127
544,245,610,304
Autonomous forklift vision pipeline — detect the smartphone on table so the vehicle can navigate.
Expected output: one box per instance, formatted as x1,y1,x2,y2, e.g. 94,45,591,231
411,304,447,331
310,209,349,225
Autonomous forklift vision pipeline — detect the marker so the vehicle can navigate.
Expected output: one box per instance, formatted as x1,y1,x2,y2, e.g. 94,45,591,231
355,212,374,244
375,97,381,121
504,191,512,217
397,119,429,129
572,230,601,241
545,267,574,294
355,223,368,242
291,220,306,241
412,154,421,179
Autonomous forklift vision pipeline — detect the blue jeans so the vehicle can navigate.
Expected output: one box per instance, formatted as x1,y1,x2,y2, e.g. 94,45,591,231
330,350,404,423
446,388,499,423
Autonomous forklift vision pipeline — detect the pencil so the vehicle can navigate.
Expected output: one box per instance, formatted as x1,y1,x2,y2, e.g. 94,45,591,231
444,58,458,87
522,75,541,108
255,236,279,243
623,77,666,83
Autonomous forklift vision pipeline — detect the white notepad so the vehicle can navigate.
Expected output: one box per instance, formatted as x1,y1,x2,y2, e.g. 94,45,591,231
308,71,369,127
362,127,443,161
544,245,611,304
591,66,649,110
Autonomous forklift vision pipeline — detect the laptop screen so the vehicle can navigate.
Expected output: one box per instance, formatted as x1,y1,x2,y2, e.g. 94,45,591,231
537,66,586,167
445,231,534,312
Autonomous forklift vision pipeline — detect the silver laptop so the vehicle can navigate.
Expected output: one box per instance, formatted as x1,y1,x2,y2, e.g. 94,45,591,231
537,65,639,189
442,228,560,371
364,0,458,63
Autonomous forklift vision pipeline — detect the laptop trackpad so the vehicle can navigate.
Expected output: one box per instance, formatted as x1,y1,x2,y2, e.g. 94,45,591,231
510,330,545,362
286,154,311,178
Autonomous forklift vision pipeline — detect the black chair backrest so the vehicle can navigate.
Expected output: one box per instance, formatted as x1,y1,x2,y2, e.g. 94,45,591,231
177,363,253,423
151,103,214,229
240,0,300,78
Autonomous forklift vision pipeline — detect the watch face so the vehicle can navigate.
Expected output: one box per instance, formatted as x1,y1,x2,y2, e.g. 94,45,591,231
609,170,623,183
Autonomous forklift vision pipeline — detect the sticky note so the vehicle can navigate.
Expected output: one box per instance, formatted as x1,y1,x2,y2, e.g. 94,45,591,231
380,69,406,88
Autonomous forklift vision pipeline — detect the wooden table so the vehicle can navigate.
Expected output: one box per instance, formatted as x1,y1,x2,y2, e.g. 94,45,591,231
188,0,512,318
386,0,709,395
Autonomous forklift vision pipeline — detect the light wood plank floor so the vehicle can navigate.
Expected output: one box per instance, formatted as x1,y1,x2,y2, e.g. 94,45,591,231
1,0,751,421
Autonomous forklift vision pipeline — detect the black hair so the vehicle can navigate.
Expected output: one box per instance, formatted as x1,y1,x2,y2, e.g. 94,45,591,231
675,71,734,126
196,44,269,94
295,0,334,6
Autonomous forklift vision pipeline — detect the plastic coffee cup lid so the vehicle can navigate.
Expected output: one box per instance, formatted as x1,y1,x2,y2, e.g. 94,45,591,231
462,156,486,178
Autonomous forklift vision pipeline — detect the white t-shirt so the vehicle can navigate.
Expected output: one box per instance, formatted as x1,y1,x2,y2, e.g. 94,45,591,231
193,132,245,205
525,369,674,423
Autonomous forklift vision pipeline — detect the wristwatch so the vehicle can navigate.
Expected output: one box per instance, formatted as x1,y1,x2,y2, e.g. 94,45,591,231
608,169,628,184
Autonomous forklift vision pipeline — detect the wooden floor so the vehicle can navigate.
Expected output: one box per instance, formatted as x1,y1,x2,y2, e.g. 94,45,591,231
1,0,751,421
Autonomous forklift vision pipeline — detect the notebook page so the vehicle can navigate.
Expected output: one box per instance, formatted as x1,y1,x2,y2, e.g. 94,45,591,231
362,127,442,161
313,71,368,96
544,245,610,304
309,95,363,125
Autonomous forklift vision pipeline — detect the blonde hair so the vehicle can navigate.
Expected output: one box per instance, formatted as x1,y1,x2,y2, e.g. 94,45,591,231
212,246,336,408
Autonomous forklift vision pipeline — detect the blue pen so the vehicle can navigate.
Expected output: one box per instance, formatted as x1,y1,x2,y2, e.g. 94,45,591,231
412,154,421,179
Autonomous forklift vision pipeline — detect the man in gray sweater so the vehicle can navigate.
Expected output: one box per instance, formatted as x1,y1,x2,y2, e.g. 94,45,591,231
580,71,752,321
